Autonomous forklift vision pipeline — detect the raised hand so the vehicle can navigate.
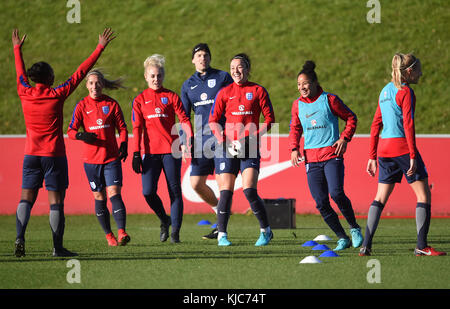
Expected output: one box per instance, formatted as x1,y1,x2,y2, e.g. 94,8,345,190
98,27,116,47
12,29,27,48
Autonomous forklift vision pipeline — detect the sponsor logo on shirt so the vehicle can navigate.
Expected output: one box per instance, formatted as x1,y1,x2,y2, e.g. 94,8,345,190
88,118,111,130
231,105,253,116
146,107,168,119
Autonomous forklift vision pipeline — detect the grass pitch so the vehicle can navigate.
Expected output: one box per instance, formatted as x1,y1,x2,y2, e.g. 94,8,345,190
0,214,448,290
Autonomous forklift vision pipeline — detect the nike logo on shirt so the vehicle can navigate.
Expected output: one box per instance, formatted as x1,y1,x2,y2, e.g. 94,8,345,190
87,110,93,114
191,85,198,90
305,111,318,118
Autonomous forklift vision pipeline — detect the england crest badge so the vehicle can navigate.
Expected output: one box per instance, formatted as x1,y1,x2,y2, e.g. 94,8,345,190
102,106,110,114
161,97,168,104
208,79,216,88
246,92,253,100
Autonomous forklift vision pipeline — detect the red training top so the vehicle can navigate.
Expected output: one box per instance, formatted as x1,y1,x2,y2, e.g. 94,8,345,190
14,43,105,157
67,94,128,164
288,87,357,163
209,81,275,142
131,87,193,154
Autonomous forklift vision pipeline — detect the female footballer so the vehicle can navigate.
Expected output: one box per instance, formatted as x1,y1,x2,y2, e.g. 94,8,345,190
360,53,446,256
289,60,363,251
12,28,115,257
67,69,130,247
209,53,275,247
131,54,193,243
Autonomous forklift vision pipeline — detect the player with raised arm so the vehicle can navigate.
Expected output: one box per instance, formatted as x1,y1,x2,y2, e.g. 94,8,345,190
12,28,115,257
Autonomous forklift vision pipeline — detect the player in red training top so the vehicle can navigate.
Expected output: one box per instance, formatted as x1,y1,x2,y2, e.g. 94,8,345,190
131,54,193,243
209,53,275,247
288,60,362,251
12,28,115,258
68,69,130,247
360,53,446,257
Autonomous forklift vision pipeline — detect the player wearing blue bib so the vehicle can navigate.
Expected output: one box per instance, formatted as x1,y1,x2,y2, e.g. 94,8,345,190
289,61,362,251
180,43,233,239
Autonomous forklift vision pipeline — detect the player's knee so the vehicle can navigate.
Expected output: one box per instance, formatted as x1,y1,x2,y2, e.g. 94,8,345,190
243,188,259,203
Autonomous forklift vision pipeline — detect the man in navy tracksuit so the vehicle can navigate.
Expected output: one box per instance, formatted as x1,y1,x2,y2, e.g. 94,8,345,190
180,43,233,239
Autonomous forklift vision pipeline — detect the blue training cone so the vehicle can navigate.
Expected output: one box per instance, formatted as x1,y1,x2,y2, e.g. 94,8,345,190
211,223,217,229
319,250,339,257
197,220,212,226
301,240,318,247
312,244,330,250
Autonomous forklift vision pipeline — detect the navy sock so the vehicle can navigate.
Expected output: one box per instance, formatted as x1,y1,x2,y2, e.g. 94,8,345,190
49,203,65,250
217,190,233,233
110,194,126,230
317,201,347,239
243,188,269,229
362,200,384,248
144,193,168,223
332,193,359,229
95,199,111,234
416,203,431,250
16,200,32,241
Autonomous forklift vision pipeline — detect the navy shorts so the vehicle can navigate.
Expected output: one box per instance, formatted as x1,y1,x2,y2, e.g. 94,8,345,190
378,153,428,184
22,155,68,191
84,159,123,192
190,156,215,176
214,148,260,176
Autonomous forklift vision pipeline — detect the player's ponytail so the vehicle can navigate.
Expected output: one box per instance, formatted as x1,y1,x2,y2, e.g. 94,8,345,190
86,69,125,90
391,53,418,89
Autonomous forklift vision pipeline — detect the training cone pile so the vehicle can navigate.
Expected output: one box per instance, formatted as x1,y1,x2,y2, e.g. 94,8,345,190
299,256,322,264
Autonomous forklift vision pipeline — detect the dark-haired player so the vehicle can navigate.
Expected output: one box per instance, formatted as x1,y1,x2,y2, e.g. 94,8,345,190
68,69,130,247
12,28,115,257
209,53,275,247
180,43,233,240
289,60,362,251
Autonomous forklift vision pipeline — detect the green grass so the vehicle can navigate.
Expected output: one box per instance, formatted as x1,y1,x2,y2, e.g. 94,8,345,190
0,214,449,289
1,0,449,135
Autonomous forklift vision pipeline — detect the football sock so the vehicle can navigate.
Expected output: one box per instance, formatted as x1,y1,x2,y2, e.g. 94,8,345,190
16,200,32,241
94,199,112,234
217,190,233,233
144,193,168,223
416,203,431,250
362,200,384,248
243,188,270,230
110,194,126,230
49,203,65,250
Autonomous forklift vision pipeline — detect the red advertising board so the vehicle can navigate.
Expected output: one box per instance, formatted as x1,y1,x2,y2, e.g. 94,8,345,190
0,135,448,217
